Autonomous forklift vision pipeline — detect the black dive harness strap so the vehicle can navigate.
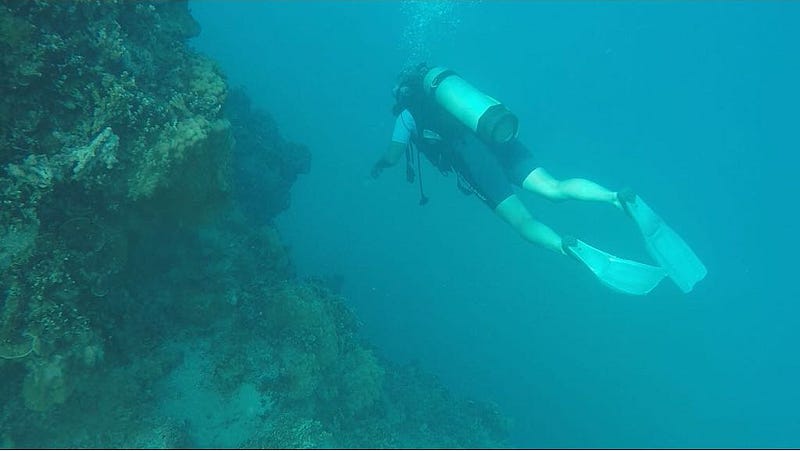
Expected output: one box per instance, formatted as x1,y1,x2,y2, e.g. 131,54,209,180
405,141,429,206
406,139,488,206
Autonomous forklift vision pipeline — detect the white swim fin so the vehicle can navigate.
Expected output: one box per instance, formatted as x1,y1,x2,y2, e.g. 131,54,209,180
619,190,707,293
564,237,667,296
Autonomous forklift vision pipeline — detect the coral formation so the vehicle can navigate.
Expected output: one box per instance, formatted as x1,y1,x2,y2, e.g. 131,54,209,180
0,0,229,421
0,0,509,448
225,87,311,222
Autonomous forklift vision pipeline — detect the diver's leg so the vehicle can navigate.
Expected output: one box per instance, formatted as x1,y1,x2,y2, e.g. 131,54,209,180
494,194,565,255
455,137,565,255
522,167,621,210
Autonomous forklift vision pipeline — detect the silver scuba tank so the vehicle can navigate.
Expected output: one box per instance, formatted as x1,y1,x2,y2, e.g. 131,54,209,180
422,66,519,145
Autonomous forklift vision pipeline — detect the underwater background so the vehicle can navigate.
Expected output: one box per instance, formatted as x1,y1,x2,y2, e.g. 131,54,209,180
191,1,800,447
0,0,798,448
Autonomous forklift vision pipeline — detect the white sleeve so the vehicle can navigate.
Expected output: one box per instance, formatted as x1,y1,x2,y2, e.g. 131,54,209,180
391,109,417,144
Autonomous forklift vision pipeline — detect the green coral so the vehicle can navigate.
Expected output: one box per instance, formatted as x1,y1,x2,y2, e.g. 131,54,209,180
129,116,225,199
0,220,38,272
324,346,386,416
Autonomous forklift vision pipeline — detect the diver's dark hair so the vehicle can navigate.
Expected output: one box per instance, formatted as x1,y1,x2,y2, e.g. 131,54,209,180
397,62,429,86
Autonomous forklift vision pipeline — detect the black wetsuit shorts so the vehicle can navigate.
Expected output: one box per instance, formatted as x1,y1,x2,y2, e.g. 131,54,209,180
450,134,539,210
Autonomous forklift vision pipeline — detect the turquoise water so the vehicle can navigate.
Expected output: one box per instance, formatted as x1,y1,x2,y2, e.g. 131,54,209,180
190,1,800,447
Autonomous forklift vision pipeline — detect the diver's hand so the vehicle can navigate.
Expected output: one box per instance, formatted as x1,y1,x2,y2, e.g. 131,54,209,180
370,164,383,179
371,159,391,179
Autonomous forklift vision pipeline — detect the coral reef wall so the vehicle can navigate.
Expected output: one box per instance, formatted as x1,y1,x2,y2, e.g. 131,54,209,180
1,0,234,414
0,1,508,448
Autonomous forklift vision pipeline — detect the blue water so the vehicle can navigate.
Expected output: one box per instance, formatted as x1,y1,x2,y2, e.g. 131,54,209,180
191,1,800,447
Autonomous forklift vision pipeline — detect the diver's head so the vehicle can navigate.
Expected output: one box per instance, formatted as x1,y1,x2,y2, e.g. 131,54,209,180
391,63,430,115
391,84,412,101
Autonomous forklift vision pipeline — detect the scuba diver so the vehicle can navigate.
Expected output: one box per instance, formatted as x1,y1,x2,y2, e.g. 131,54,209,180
371,64,706,295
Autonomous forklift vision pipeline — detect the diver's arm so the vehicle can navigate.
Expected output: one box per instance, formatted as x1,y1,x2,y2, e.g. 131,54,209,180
371,141,406,178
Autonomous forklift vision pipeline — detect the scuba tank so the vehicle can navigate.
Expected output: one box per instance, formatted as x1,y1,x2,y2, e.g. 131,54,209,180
422,66,519,145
